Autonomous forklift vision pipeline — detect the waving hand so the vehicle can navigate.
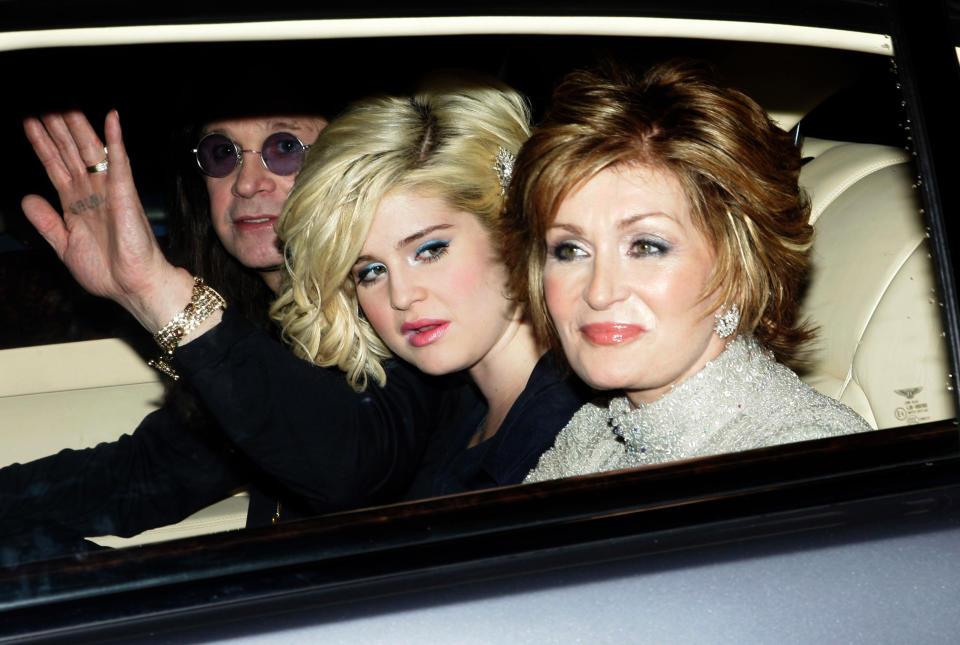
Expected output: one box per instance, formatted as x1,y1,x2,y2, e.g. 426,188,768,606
22,110,196,333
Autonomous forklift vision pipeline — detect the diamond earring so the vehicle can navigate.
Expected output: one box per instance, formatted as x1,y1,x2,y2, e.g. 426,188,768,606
714,303,740,339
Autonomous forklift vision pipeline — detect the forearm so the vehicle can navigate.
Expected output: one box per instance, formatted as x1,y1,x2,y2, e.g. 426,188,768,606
174,310,440,511
0,406,247,542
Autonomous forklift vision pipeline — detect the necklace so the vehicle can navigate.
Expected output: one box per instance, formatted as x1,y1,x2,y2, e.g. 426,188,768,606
607,404,649,461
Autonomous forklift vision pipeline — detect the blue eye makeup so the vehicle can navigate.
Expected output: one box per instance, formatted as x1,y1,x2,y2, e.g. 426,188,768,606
355,262,387,285
415,239,450,262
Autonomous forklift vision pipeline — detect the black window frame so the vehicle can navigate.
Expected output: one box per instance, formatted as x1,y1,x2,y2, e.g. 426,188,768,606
2,1,960,641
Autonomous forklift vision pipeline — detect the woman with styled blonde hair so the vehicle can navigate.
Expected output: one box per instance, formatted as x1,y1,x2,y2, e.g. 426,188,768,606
502,60,872,482
273,76,585,497
0,78,580,562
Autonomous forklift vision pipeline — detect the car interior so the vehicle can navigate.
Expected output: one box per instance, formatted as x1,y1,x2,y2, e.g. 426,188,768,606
0,30,953,551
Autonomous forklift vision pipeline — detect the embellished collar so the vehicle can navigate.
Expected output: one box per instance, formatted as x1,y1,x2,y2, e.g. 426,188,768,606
606,335,773,463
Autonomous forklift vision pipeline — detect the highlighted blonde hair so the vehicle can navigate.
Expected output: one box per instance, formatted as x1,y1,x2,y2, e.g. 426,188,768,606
504,59,813,366
271,76,531,390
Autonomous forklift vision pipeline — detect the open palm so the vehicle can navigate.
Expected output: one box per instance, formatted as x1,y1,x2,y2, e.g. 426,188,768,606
22,110,193,332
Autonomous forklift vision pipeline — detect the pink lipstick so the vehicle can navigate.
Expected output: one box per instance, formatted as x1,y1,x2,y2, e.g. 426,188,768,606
580,322,645,345
402,319,451,348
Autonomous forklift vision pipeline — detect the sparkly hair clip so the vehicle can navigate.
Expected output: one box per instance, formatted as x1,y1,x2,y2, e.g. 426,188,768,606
493,146,516,195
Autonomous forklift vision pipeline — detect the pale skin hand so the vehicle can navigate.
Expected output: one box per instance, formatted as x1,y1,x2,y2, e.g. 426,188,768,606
22,110,222,339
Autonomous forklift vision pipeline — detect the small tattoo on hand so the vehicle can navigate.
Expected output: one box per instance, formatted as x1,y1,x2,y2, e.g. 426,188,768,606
68,192,105,215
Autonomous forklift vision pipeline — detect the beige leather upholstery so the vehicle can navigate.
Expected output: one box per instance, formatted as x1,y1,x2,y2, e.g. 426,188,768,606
0,339,164,462
0,338,248,545
798,138,955,429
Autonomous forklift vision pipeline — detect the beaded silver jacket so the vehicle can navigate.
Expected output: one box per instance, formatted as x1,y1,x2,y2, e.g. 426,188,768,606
525,335,873,483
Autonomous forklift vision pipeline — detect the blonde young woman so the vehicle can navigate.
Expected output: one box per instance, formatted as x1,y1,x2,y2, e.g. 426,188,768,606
503,60,872,482
273,77,585,497
4,78,580,565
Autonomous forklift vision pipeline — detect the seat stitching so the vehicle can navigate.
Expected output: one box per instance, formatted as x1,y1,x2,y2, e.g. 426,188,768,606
835,237,924,414
806,151,910,224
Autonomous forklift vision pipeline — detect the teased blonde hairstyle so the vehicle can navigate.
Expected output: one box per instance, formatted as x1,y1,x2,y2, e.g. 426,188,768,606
271,75,531,390
504,59,813,366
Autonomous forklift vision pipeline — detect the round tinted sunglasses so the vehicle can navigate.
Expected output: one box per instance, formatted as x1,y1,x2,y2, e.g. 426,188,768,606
193,131,311,178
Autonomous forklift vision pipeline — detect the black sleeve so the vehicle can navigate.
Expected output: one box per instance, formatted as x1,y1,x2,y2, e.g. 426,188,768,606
0,405,249,564
173,309,441,512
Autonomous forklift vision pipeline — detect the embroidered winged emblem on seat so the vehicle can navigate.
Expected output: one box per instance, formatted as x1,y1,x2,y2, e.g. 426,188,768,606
894,387,923,400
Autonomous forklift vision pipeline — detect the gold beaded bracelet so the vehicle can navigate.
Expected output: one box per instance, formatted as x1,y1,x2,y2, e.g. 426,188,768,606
147,276,227,380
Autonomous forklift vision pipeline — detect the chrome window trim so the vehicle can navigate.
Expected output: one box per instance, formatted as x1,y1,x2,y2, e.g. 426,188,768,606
0,16,892,55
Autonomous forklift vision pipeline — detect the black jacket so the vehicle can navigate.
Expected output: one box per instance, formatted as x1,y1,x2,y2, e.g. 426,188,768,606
0,311,586,563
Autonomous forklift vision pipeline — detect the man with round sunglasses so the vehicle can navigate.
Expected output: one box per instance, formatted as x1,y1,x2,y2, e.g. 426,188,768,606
2,106,443,562
190,117,323,292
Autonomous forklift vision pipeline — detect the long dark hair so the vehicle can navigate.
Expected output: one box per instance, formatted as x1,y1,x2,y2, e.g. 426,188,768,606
165,119,275,331
162,64,350,331
157,68,348,421
158,117,276,425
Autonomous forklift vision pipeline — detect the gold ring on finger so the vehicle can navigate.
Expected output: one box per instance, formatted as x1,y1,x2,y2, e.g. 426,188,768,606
86,159,109,174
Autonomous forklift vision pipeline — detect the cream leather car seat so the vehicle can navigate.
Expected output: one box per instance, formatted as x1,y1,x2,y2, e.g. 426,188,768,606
798,137,954,429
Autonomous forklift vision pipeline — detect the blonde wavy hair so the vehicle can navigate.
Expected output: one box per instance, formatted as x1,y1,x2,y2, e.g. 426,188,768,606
271,75,531,390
